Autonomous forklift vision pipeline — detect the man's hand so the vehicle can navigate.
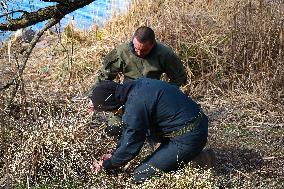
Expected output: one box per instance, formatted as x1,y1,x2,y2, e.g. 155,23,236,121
88,100,94,113
101,153,112,161
92,160,103,173
91,154,112,173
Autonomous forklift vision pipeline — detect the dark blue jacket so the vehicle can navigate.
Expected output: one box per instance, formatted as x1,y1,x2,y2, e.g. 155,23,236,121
103,78,206,169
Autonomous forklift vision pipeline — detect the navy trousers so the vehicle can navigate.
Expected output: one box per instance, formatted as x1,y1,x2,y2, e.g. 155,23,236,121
133,116,208,183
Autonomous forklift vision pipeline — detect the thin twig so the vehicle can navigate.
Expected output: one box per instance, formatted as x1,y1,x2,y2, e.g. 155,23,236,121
0,0,10,20
0,10,29,19
69,16,75,85
7,17,63,106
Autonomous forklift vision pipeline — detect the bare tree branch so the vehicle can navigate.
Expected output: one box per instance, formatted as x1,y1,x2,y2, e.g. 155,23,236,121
4,16,63,104
0,0,95,31
0,16,62,92
42,0,83,4
0,10,30,18
19,17,63,76
0,79,16,91
0,0,10,20
0,0,96,101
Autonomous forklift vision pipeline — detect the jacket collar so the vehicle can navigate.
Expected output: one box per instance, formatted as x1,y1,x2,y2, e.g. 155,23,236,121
115,81,135,105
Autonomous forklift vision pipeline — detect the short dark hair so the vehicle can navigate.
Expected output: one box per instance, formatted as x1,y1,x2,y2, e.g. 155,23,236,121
133,26,155,44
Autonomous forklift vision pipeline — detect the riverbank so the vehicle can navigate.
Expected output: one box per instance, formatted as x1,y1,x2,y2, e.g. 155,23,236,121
0,0,131,42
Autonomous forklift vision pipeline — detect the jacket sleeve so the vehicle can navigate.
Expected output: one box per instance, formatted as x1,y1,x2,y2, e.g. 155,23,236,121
164,52,187,87
102,127,146,169
87,48,123,98
102,98,150,170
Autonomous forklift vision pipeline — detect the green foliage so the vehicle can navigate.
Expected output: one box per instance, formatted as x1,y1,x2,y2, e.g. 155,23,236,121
64,24,86,43
41,66,50,74
95,29,108,41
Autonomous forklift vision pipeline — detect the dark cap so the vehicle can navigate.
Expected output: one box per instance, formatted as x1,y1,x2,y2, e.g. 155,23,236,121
90,80,121,111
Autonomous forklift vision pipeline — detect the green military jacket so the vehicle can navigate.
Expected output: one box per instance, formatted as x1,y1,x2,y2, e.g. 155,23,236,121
88,41,186,97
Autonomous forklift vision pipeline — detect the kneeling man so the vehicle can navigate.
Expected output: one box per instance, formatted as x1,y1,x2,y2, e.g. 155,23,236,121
91,78,209,183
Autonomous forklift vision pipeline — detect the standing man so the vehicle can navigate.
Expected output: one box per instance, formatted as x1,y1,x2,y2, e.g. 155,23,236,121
90,78,209,183
88,26,186,135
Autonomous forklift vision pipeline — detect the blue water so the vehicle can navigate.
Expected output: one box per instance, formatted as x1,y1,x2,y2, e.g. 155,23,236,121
0,0,130,42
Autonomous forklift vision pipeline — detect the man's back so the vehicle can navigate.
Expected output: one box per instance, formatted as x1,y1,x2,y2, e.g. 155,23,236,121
123,78,201,133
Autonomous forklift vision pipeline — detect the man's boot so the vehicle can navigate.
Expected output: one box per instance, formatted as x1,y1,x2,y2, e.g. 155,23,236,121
192,148,216,169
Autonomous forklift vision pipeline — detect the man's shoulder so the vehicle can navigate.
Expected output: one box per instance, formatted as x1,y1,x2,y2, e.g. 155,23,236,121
155,42,174,54
128,78,160,101
116,42,130,52
135,78,168,90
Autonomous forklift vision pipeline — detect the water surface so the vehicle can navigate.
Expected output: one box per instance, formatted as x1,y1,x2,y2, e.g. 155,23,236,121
0,0,130,41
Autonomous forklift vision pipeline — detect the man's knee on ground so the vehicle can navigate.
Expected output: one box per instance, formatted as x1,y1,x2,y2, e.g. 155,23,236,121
133,163,158,184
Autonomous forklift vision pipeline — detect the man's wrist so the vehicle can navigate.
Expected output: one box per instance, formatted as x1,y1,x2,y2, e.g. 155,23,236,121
102,159,113,170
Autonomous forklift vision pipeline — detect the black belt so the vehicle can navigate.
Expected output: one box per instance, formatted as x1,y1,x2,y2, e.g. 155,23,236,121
162,111,204,138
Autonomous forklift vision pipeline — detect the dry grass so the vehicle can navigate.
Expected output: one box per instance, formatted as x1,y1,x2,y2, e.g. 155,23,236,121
0,0,284,188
